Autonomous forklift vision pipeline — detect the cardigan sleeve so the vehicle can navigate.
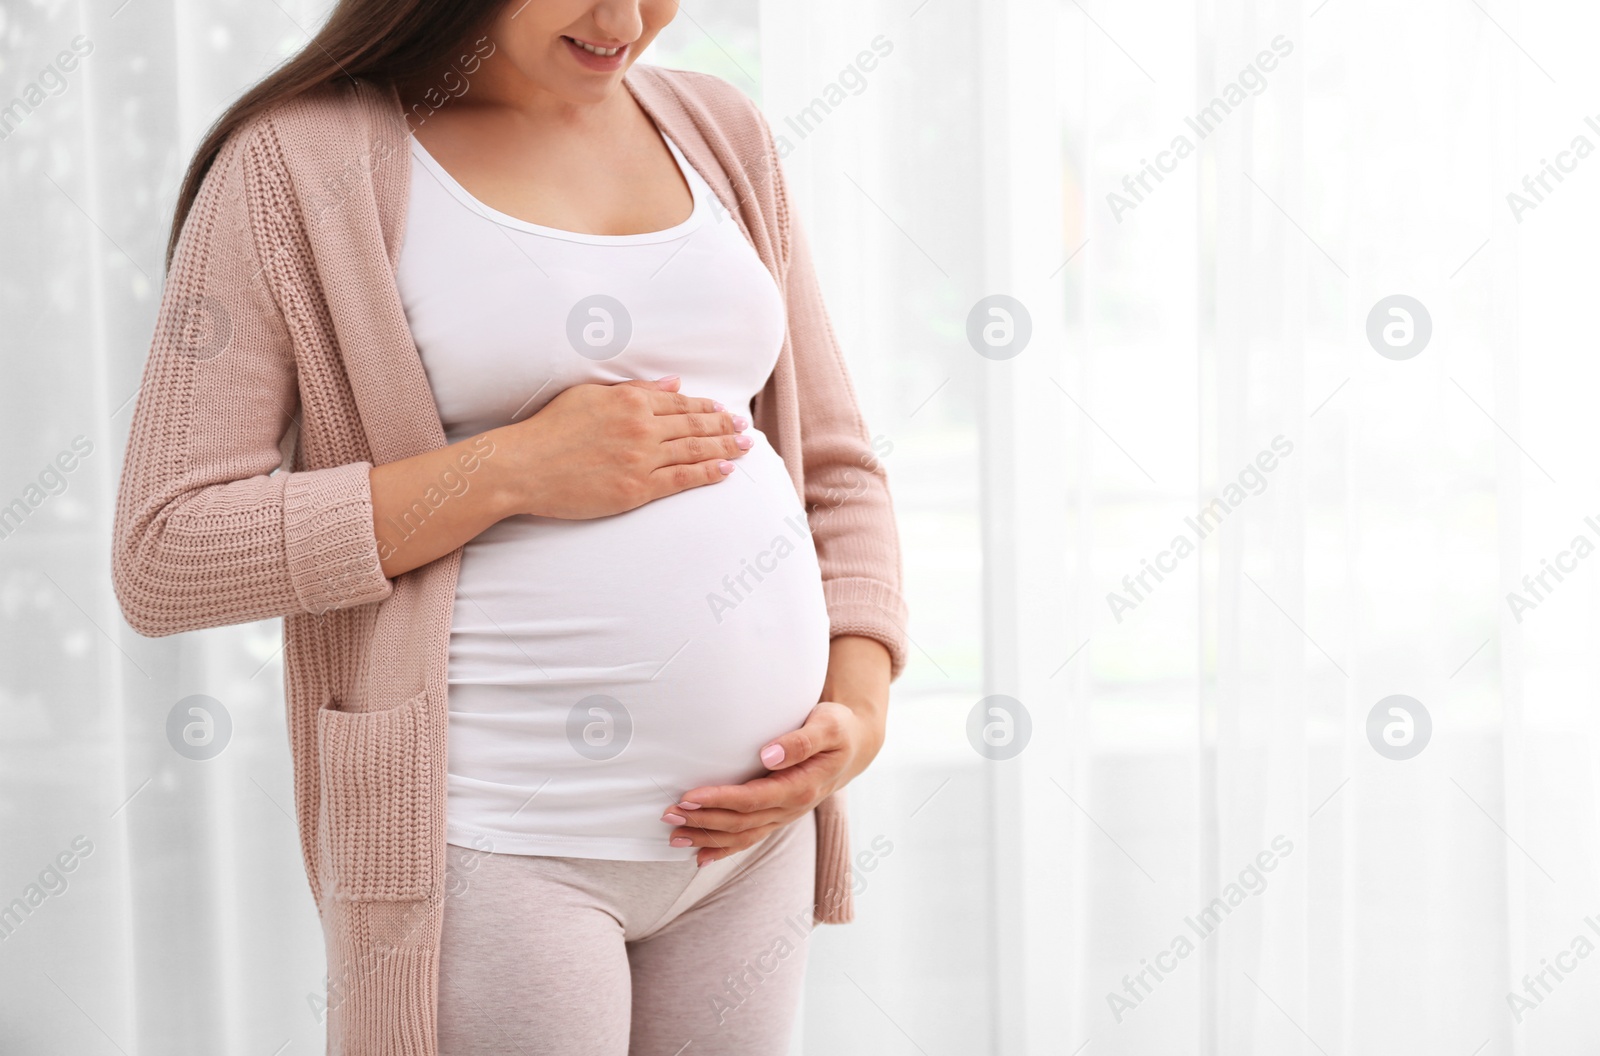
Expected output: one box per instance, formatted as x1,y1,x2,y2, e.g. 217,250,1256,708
111,123,393,637
764,131,912,680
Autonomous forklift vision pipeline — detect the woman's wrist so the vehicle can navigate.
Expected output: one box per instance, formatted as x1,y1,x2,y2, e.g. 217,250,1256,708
821,634,892,781
479,422,543,519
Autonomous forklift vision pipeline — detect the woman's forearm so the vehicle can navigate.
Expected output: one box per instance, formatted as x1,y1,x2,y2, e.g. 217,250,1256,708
821,634,893,774
370,427,522,579
368,377,750,580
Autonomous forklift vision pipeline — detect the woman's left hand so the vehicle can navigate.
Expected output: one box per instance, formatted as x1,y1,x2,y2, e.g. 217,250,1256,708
662,635,891,867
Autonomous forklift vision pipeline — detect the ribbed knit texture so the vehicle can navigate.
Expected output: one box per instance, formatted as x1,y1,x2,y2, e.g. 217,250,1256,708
111,67,908,1055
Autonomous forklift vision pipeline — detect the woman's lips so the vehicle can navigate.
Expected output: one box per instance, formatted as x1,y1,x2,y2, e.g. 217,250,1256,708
562,35,629,72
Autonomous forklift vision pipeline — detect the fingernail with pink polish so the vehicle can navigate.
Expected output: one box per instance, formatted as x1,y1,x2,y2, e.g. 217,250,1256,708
732,415,749,430
713,400,726,411
671,837,694,847
736,435,753,450
718,460,735,475
662,812,686,825
760,744,785,768
678,801,702,810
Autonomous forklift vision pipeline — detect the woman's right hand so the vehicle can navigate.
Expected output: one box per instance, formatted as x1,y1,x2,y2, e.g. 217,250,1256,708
501,374,752,520
370,375,748,579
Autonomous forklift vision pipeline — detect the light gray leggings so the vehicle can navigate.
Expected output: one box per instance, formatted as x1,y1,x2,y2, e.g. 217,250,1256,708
437,811,816,1055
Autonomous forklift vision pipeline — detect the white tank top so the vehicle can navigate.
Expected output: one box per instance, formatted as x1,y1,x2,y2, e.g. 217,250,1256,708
395,127,832,861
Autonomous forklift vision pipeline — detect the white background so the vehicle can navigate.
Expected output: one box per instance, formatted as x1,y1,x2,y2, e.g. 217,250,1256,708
3,0,1600,1053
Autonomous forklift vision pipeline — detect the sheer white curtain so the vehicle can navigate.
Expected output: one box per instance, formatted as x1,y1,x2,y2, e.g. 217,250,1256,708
6,0,1600,1053
1044,0,1600,1052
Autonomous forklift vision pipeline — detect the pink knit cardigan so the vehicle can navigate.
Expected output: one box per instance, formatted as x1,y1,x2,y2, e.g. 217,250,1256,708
111,66,907,1053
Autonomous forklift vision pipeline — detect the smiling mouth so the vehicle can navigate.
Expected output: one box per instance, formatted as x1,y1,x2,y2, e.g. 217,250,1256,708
563,36,626,58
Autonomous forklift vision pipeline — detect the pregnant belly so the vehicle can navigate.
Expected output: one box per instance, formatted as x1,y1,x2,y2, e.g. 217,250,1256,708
443,432,832,859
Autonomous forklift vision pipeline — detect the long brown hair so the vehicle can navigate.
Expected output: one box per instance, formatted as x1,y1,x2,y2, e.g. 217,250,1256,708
163,0,505,270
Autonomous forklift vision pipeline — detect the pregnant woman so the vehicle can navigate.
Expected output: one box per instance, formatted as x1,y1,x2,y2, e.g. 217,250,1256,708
111,1,907,1054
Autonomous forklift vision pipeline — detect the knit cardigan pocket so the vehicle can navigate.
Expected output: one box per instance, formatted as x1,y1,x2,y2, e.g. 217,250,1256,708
317,689,436,902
